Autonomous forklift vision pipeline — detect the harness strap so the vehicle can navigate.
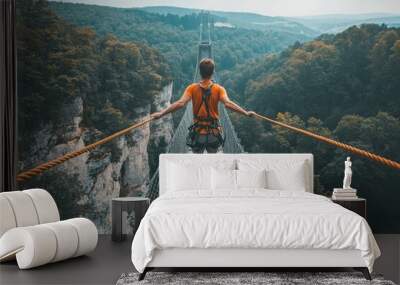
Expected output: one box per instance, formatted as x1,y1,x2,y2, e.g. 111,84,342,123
186,82,225,147
201,85,212,121
194,83,214,122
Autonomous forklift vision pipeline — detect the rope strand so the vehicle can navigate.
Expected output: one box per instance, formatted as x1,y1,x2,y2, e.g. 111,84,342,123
17,117,154,182
17,110,400,184
253,113,400,170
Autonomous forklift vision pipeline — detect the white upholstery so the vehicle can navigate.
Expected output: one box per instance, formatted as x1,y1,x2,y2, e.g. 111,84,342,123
0,226,57,268
159,154,313,195
0,189,98,269
0,196,17,237
24,189,60,223
42,221,79,262
148,248,366,268
1,191,40,227
0,189,59,236
65,218,98,257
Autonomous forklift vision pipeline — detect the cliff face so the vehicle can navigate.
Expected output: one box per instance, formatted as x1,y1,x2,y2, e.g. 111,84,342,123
19,83,174,233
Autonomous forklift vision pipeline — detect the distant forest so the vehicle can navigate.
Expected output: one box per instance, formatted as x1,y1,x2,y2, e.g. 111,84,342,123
17,0,169,168
223,24,400,232
17,0,400,232
48,1,311,96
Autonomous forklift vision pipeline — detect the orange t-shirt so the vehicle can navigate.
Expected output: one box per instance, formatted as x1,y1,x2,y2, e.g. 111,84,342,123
182,80,228,122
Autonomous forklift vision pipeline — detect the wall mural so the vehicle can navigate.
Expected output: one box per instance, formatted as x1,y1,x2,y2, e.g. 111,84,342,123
17,0,400,233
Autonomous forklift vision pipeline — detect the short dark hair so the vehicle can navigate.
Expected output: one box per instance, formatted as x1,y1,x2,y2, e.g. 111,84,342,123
199,58,214,79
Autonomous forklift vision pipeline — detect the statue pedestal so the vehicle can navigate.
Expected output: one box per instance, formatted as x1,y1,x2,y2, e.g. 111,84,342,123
333,188,357,192
332,188,358,200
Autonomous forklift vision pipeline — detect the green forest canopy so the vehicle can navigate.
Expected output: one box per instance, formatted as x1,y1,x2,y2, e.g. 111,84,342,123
223,24,400,122
17,0,169,155
223,24,400,232
48,1,311,96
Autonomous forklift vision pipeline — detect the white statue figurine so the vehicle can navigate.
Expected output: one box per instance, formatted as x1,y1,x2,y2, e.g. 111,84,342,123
343,157,353,189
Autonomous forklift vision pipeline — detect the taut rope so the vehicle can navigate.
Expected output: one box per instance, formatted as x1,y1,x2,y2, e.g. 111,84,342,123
17,110,400,183
17,117,154,182
253,113,400,170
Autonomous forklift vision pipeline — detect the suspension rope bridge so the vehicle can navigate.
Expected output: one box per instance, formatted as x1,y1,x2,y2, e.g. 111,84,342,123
16,12,400,195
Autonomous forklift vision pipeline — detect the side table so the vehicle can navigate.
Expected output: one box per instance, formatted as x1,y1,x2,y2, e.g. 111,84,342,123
331,197,366,219
112,197,150,242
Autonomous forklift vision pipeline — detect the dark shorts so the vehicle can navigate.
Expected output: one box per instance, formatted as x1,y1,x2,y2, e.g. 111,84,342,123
191,134,221,153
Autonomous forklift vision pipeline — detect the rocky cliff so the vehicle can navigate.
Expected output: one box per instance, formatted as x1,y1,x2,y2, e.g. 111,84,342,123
19,82,174,233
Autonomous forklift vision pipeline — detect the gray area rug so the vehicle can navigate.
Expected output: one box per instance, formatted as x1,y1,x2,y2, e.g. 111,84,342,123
116,272,396,285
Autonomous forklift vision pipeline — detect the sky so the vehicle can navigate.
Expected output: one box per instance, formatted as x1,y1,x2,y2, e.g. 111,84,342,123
56,0,400,17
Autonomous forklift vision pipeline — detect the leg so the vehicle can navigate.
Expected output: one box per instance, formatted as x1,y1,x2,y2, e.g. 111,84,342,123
138,267,149,281
191,134,206,153
205,134,221,153
112,200,123,242
354,267,372,280
205,145,219,153
129,201,149,236
191,146,205,153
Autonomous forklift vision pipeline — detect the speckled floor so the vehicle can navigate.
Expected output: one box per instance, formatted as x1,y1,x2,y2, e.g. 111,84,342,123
0,235,398,285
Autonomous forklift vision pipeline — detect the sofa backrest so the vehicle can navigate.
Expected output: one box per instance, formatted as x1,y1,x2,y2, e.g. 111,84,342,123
0,189,60,237
159,154,313,196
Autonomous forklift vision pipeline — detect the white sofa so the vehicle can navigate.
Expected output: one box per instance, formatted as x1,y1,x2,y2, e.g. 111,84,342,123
0,188,98,269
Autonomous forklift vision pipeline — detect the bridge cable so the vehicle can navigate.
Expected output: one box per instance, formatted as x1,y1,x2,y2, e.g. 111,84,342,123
253,112,400,170
16,117,154,182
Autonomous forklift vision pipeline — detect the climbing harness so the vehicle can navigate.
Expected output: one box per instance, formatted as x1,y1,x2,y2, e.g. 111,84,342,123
186,83,225,149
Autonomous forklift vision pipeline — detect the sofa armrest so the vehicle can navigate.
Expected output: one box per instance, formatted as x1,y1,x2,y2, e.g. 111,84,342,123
0,218,97,269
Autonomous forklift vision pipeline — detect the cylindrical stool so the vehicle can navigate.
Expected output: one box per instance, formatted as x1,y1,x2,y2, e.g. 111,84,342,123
111,197,150,242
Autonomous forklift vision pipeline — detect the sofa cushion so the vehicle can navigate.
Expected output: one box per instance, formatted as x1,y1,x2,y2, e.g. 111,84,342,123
0,226,57,269
65,218,98,257
0,196,17,237
0,218,97,269
23,189,60,224
42,221,79,262
0,191,39,227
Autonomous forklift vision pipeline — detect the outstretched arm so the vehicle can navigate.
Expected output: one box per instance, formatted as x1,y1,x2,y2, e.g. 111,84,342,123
219,90,255,117
151,94,191,119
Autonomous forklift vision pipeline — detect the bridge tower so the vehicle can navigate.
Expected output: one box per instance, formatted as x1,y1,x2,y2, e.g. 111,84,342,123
198,12,213,68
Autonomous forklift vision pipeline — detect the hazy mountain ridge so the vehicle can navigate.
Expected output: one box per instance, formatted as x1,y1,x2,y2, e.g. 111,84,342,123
288,13,400,33
49,2,400,35
140,6,319,36
140,6,400,35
